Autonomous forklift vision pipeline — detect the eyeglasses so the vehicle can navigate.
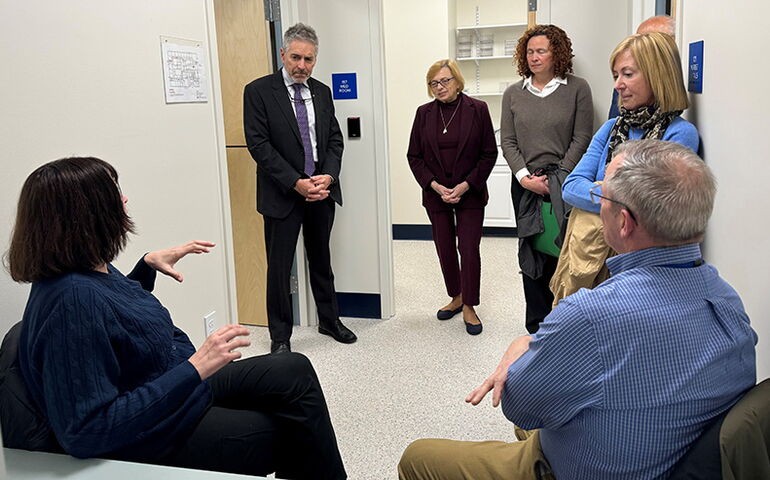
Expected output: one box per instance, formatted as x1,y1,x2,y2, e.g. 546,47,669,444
589,182,637,222
429,77,454,89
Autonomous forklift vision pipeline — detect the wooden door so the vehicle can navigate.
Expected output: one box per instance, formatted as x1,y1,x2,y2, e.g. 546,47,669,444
213,0,272,326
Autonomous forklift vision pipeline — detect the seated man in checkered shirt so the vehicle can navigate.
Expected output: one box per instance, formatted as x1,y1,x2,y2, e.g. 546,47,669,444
399,139,758,480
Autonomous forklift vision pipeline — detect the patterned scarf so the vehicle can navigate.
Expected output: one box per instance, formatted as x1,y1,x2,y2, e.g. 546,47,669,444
605,106,683,165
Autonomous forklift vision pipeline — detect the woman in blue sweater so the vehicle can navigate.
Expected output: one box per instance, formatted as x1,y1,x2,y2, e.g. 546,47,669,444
7,157,346,479
550,32,700,305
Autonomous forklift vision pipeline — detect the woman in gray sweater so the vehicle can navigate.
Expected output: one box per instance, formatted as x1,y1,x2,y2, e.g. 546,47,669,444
500,24,593,334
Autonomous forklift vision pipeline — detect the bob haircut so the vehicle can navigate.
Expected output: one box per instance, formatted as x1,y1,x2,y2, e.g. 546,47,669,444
425,59,465,98
610,32,689,112
515,24,574,78
7,157,135,283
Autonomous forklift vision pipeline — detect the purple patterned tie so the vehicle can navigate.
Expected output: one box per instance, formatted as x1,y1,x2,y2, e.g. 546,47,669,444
292,83,315,176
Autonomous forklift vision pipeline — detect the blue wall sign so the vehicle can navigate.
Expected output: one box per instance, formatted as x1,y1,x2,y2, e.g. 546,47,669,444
332,73,357,100
688,40,704,94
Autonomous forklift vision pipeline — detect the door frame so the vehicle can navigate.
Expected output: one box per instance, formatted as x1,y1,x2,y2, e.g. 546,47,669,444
206,0,240,326
281,0,395,325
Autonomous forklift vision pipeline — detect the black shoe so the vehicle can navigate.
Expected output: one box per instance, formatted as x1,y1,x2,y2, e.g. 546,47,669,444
271,340,291,354
436,306,463,320
464,314,483,336
318,320,357,344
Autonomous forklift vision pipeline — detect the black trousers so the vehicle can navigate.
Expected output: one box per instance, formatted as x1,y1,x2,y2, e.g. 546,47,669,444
521,255,558,334
157,353,346,479
510,179,558,334
264,198,340,342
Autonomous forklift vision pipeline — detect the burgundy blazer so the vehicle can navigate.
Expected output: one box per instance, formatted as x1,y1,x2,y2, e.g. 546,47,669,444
407,94,498,211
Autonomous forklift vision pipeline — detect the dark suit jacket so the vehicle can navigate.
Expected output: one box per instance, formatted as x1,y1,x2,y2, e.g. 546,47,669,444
243,70,343,219
406,94,498,211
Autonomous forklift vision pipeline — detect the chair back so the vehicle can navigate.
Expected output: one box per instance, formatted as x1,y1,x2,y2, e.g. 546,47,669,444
0,321,62,452
669,379,770,479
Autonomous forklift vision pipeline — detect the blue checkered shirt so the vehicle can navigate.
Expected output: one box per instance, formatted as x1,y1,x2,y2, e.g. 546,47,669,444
502,244,757,479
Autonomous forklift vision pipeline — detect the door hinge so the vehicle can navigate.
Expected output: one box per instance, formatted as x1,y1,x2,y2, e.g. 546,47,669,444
289,274,298,294
264,0,281,22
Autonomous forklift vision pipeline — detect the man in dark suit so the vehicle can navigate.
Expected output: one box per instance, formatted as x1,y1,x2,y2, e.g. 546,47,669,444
243,23,356,354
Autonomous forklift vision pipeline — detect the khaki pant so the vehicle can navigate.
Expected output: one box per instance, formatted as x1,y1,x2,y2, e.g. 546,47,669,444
398,429,554,480
549,207,614,308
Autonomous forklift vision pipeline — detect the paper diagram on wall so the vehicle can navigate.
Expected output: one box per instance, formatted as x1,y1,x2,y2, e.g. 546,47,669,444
160,36,208,103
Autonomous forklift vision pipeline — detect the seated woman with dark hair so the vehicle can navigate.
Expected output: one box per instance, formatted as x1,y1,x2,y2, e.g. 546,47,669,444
6,156,346,480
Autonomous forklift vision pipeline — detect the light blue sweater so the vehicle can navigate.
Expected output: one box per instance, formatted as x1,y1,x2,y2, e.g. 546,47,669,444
562,117,700,213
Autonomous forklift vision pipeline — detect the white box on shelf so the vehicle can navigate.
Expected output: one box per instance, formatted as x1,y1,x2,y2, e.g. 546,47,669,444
504,39,517,56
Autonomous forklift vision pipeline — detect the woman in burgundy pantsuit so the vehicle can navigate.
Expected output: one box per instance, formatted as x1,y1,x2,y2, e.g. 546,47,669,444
407,59,498,335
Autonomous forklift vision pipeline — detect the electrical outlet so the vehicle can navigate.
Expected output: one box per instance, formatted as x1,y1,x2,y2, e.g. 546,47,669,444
204,311,217,337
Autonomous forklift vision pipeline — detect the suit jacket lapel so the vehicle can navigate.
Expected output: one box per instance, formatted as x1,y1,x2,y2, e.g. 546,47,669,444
455,95,474,163
272,70,302,144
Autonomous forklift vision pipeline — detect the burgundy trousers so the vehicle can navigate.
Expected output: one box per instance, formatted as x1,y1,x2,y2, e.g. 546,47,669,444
427,207,484,306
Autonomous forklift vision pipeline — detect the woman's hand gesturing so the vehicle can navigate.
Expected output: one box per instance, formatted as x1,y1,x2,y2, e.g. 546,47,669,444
144,240,215,282
188,324,251,380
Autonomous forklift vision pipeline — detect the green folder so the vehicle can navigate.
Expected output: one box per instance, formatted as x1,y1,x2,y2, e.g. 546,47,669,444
531,201,561,257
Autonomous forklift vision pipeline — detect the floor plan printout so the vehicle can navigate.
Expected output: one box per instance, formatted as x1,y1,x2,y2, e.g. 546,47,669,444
161,36,208,103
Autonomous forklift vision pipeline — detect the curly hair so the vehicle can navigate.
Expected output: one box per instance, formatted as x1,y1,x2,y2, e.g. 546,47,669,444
514,24,574,78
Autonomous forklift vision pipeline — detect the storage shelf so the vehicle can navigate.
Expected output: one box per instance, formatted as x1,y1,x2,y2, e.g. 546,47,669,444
457,55,512,61
465,91,504,97
456,22,527,31
454,2,521,230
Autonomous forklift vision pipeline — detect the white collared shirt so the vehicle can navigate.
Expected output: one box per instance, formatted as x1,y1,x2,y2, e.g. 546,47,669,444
282,67,318,164
515,76,568,181
522,75,567,99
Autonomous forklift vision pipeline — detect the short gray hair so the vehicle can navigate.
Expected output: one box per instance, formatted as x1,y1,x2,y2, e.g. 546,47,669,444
283,23,318,51
606,139,715,244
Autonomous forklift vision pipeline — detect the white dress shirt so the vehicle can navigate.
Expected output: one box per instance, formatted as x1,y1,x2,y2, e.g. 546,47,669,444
522,75,567,98
282,67,319,164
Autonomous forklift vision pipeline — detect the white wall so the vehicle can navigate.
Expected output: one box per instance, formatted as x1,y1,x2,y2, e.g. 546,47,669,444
0,0,233,347
383,0,450,226
679,0,770,380
550,0,633,128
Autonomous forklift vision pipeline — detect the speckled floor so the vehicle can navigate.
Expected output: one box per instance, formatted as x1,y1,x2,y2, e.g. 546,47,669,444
240,237,529,480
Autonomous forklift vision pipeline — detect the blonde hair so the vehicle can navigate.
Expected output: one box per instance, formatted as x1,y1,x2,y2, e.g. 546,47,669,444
425,59,465,98
610,32,689,112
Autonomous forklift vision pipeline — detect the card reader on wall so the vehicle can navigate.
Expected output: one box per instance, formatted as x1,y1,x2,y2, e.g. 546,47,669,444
347,117,361,138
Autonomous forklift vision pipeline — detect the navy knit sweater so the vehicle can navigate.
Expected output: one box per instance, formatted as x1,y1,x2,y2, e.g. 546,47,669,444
18,259,211,460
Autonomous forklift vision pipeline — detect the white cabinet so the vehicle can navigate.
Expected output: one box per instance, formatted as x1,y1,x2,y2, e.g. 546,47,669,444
452,2,529,229
484,165,516,228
